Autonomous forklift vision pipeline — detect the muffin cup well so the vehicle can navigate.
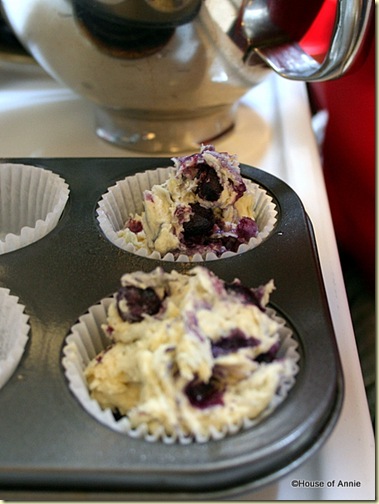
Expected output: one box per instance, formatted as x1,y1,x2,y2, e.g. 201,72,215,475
0,163,69,254
62,298,299,444
96,167,277,262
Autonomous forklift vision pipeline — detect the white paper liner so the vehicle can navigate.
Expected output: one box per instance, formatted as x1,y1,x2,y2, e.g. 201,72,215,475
0,288,30,389
62,298,299,444
0,163,70,254
96,167,277,262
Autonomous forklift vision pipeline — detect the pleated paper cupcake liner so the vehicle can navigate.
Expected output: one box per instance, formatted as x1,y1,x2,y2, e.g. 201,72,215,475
0,163,69,254
0,288,30,389
62,298,299,444
96,167,277,262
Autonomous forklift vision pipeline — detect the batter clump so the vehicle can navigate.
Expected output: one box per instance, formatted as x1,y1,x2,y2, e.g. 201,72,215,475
118,145,260,258
84,267,294,440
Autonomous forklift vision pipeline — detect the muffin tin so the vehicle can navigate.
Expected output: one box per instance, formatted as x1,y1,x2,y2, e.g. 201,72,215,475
0,157,343,500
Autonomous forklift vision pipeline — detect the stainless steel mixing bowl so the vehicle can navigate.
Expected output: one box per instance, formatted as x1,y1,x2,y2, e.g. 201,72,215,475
1,0,372,153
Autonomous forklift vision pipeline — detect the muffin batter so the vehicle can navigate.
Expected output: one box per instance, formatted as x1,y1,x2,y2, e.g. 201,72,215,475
119,145,260,258
85,267,294,440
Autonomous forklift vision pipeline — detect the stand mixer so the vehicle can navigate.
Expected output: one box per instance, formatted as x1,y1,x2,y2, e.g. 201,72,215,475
0,0,372,153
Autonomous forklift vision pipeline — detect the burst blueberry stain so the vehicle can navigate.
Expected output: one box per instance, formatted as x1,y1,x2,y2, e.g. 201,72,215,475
105,324,114,336
211,329,260,357
220,235,240,252
116,286,161,322
233,179,247,200
95,345,113,364
225,282,266,311
255,341,280,363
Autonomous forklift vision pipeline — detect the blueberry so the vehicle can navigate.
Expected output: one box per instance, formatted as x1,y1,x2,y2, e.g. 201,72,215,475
236,217,258,241
126,218,143,234
112,408,124,421
234,180,247,200
195,163,223,202
182,203,215,244
116,286,161,322
184,374,225,409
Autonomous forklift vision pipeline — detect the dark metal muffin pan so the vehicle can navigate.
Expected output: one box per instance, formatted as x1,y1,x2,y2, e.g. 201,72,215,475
0,158,343,500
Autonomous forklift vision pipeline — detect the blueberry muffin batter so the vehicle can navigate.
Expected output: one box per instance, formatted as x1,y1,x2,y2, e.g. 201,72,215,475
84,267,294,440
118,145,261,258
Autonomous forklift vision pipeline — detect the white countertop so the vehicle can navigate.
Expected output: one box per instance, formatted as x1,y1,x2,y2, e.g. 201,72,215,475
0,60,375,500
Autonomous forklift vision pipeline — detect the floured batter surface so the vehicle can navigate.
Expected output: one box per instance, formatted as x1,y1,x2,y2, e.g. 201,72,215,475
118,144,261,258
84,267,294,440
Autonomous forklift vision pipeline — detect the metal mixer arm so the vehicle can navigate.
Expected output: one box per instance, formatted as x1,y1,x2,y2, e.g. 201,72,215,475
242,0,373,81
